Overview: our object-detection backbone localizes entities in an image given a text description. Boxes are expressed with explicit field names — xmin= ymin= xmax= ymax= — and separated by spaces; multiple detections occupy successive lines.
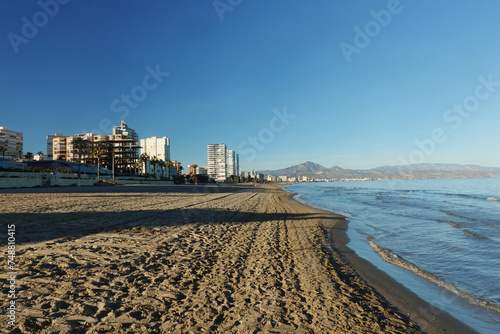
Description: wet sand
xmin=0 ymin=184 xmax=475 ymax=333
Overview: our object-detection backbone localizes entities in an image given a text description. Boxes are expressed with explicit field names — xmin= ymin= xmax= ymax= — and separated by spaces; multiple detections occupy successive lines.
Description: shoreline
xmin=279 ymin=187 xmax=477 ymax=334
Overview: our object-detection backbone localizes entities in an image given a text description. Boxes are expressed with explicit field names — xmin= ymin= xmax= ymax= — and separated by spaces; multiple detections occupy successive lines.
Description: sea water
xmin=288 ymin=178 xmax=500 ymax=333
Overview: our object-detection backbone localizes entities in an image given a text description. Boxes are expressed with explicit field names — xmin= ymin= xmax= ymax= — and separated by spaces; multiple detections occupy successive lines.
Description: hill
xmin=259 ymin=162 xmax=500 ymax=180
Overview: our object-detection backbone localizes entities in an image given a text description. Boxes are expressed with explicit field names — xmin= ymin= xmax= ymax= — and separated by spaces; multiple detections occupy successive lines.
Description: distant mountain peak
xmin=258 ymin=162 xmax=500 ymax=180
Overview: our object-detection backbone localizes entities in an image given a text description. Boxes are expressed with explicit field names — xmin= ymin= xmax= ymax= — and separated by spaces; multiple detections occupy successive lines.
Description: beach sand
xmin=0 ymin=184 xmax=474 ymax=333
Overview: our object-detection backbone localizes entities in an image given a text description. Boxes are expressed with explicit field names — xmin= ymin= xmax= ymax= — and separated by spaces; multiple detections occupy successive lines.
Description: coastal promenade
xmin=0 ymin=184 xmax=472 ymax=333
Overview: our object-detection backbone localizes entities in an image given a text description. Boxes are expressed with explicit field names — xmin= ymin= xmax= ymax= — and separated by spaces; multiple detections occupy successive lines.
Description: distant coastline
xmin=260 ymin=161 xmax=500 ymax=182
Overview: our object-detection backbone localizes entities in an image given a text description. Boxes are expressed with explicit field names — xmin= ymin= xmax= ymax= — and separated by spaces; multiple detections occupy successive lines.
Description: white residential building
xmin=267 ymin=175 xmax=277 ymax=182
xmin=0 ymin=127 xmax=23 ymax=159
xmin=34 ymin=153 xmax=48 ymax=161
xmin=207 ymin=144 xmax=240 ymax=181
xmin=227 ymin=149 xmax=239 ymax=177
xmin=140 ymin=136 xmax=170 ymax=161
xmin=207 ymin=143 xmax=227 ymax=181
xmin=140 ymin=136 xmax=170 ymax=178
xmin=113 ymin=120 xmax=139 ymax=143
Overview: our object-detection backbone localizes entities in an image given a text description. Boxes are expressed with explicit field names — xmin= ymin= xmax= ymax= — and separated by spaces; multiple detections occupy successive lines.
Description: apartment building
xmin=113 ymin=120 xmax=139 ymax=143
xmin=51 ymin=124 xmax=140 ymax=175
xmin=46 ymin=133 xmax=65 ymax=159
xmin=53 ymin=133 xmax=94 ymax=162
xmin=207 ymin=143 xmax=228 ymax=181
xmin=171 ymin=160 xmax=182 ymax=175
xmin=207 ymin=144 xmax=240 ymax=181
xmin=140 ymin=136 xmax=170 ymax=161
xmin=227 ymin=150 xmax=239 ymax=177
xmin=0 ymin=127 xmax=23 ymax=159
xmin=267 ymin=175 xmax=277 ymax=182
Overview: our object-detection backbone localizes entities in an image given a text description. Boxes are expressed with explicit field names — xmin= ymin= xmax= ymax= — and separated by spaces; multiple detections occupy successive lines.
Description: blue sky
xmin=1 ymin=0 xmax=500 ymax=171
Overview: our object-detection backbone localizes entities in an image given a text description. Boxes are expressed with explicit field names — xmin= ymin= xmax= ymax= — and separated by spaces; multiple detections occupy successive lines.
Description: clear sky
xmin=1 ymin=0 xmax=500 ymax=171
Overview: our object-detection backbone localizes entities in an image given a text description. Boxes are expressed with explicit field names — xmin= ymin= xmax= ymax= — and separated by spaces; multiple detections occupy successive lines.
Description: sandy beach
xmin=0 ymin=184 xmax=474 ymax=333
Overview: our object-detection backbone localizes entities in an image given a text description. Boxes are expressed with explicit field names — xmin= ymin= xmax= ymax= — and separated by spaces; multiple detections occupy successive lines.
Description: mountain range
xmin=259 ymin=161 xmax=500 ymax=180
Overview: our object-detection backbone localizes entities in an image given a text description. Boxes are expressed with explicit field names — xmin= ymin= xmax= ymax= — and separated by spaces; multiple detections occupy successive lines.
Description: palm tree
xmin=122 ymin=155 xmax=132 ymax=175
xmin=158 ymin=159 xmax=165 ymax=179
xmin=133 ymin=161 xmax=143 ymax=176
xmin=92 ymin=145 xmax=105 ymax=180
xmin=25 ymin=152 xmax=34 ymax=161
xmin=191 ymin=164 xmax=198 ymax=175
xmin=37 ymin=151 xmax=44 ymax=157
xmin=139 ymin=153 xmax=150 ymax=177
xmin=0 ymin=145 xmax=6 ymax=158
xmin=150 ymin=156 xmax=159 ymax=177
xmin=72 ymin=137 xmax=88 ymax=179
xmin=165 ymin=160 xmax=173 ymax=179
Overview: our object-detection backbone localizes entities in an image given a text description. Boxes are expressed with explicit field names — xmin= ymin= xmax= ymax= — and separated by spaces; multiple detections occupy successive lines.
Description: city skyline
xmin=2 ymin=1 xmax=500 ymax=171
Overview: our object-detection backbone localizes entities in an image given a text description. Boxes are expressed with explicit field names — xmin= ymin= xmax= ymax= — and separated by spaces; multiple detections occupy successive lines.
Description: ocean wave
xmin=292 ymin=194 xmax=353 ymax=218
xmin=463 ymin=229 xmax=488 ymax=240
xmin=441 ymin=192 xmax=486 ymax=201
xmin=369 ymin=240 xmax=500 ymax=315
xmin=436 ymin=219 xmax=462 ymax=229
xmin=487 ymin=222 xmax=500 ymax=229
xmin=439 ymin=209 xmax=476 ymax=221
xmin=487 ymin=197 xmax=500 ymax=201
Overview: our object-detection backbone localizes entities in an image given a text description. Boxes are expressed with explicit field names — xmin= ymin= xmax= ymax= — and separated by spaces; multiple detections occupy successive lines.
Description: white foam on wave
xmin=292 ymin=194 xmax=353 ymax=218
xmin=369 ymin=240 xmax=500 ymax=315
xmin=487 ymin=197 xmax=500 ymax=201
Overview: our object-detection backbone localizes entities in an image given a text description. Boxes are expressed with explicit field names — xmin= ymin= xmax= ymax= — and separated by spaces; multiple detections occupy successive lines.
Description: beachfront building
xmin=53 ymin=134 xmax=93 ymax=162
xmin=0 ymin=127 xmax=23 ymax=159
xmin=140 ymin=136 xmax=170 ymax=162
xmin=171 ymin=160 xmax=182 ymax=175
xmin=113 ymin=120 xmax=139 ymax=144
xmin=207 ymin=143 xmax=228 ymax=181
xmin=140 ymin=136 xmax=171 ymax=178
xmin=279 ymin=176 xmax=288 ymax=182
xmin=251 ymin=169 xmax=257 ymax=179
xmin=267 ymin=175 xmax=277 ymax=182
xmin=227 ymin=150 xmax=235 ymax=177
xmin=187 ymin=165 xmax=206 ymax=175
xmin=52 ymin=136 xmax=69 ymax=161
xmin=34 ymin=153 xmax=48 ymax=161
xmin=46 ymin=133 xmax=65 ymax=160
xmin=51 ymin=128 xmax=140 ymax=175
xmin=207 ymin=144 xmax=240 ymax=182
xmin=227 ymin=150 xmax=239 ymax=177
